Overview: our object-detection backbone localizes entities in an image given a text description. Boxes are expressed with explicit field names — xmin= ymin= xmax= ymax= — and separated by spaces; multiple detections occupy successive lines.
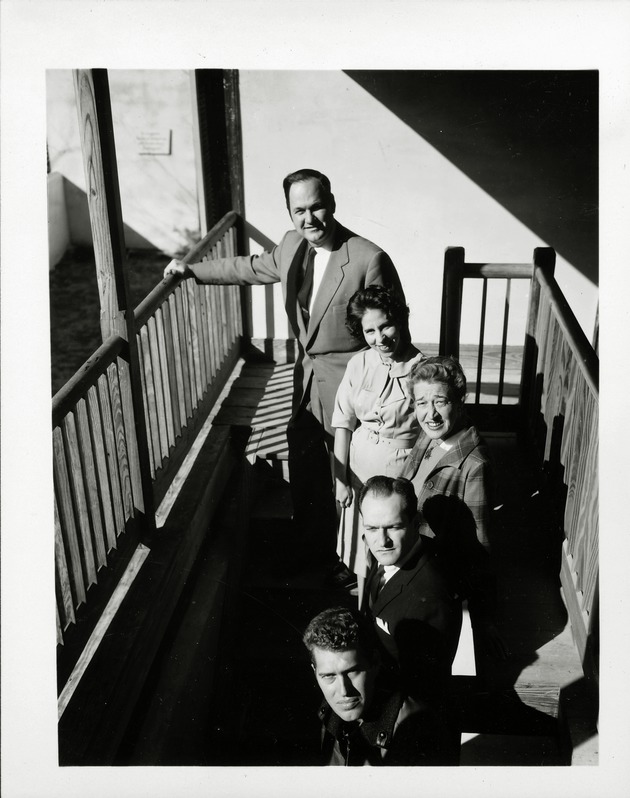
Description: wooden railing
xmin=524 ymin=264 xmax=599 ymax=682
xmin=53 ymin=211 xmax=245 ymax=659
xmin=440 ymin=247 xmax=557 ymax=426
xmin=134 ymin=212 xmax=244 ymax=506
xmin=440 ymin=246 xmax=599 ymax=681
xmin=53 ymin=335 xmax=142 ymax=647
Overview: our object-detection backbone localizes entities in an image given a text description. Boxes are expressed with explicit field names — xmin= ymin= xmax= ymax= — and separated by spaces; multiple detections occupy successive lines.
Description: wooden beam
xmin=73 ymin=69 xmax=155 ymax=531
xmin=440 ymin=246 xmax=464 ymax=359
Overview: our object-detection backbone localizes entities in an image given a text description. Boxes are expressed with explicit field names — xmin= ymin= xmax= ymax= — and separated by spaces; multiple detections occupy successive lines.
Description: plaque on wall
xmin=136 ymin=129 xmax=172 ymax=155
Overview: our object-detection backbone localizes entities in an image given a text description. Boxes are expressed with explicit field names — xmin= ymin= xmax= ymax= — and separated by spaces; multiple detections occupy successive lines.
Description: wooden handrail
xmin=535 ymin=266 xmax=599 ymax=398
xmin=134 ymin=210 xmax=240 ymax=328
xmin=52 ymin=335 xmax=126 ymax=426
xmin=462 ymin=263 xmax=534 ymax=279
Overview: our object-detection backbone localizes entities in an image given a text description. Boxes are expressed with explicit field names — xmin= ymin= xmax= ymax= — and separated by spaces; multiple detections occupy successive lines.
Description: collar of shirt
xmin=379 ymin=536 xmax=424 ymax=582
xmin=436 ymin=425 xmax=468 ymax=453
xmin=366 ymin=345 xmax=424 ymax=378
xmin=309 ymin=246 xmax=332 ymax=306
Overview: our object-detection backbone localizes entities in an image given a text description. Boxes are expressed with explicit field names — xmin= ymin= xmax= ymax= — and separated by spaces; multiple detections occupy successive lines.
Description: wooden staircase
xmin=114 ymin=356 xmax=597 ymax=765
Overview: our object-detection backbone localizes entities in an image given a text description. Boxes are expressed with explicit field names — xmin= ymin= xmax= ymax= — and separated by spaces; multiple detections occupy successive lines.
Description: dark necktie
xmin=297 ymin=247 xmax=315 ymax=323
xmin=370 ymin=565 xmax=386 ymax=607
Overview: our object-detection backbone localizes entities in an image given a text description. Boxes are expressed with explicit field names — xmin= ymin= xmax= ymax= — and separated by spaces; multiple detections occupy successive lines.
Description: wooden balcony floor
xmin=117 ymin=357 xmax=598 ymax=767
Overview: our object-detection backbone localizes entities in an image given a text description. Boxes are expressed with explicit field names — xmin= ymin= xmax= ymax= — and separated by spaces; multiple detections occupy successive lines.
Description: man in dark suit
xmin=359 ymin=475 xmax=463 ymax=705
xmin=303 ymin=606 xmax=449 ymax=765
xmin=165 ymin=169 xmax=404 ymax=584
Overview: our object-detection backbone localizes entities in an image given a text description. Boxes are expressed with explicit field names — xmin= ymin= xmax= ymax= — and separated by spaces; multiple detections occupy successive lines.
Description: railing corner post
xmin=440 ymin=246 xmax=465 ymax=359
xmin=534 ymin=247 xmax=556 ymax=279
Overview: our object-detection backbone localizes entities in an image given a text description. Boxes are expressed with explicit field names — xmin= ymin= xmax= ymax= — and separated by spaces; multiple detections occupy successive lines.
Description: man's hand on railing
xmin=164 ymin=258 xmax=192 ymax=279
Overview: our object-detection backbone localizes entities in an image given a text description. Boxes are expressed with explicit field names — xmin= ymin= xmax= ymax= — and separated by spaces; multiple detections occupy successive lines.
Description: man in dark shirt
xmin=303 ymin=606 xmax=448 ymax=765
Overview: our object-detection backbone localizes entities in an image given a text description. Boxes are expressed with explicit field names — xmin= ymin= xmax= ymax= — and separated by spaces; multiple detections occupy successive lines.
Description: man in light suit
xmin=164 ymin=169 xmax=404 ymax=584
xmin=359 ymin=475 xmax=462 ymax=705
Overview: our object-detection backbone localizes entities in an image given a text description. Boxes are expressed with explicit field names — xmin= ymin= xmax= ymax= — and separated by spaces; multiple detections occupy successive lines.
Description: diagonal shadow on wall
xmin=345 ymin=70 xmax=598 ymax=285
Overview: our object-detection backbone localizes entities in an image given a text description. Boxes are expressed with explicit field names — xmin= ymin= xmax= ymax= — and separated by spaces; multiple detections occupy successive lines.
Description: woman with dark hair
xmin=331 ymin=286 xmax=423 ymax=588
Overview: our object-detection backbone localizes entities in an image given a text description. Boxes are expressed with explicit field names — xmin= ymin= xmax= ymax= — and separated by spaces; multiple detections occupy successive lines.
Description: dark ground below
xmin=50 ymin=246 xmax=167 ymax=395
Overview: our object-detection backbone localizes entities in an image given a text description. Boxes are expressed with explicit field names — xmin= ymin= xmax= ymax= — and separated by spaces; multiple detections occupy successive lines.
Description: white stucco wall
xmin=47 ymin=172 xmax=69 ymax=269
xmin=46 ymin=68 xmax=598 ymax=344
xmin=238 ymin=70 xmax=598 ymax=345
xmin=46 ymin=70 xmax=200 ymax=256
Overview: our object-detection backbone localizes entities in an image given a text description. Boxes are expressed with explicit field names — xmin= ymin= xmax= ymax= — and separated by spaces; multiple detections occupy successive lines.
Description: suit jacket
xmin=400 ymin=425 xmax=493 ymax=549
xmin=188 ymin=222 xmax=403 ymax=433
xmin=400 ymin=424 xmax=497 ymax=626
xmin=363 ymin=539 xmax=462 ymax=703
xmin=318 ymin=686 xmax=450 ymax=766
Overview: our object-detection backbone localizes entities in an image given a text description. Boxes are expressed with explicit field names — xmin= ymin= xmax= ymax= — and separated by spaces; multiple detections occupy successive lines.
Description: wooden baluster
xmin=53 ymin=426 xmax=87 ymax=606
xmin=55 ymin=494 xmax=76 ymax=629
xmin=147 ymin=315 xmax=169 ymax=462
xmin=173 ymin=287 xmax=193 ymax=422
xmin=498 ymin=278 xmax=512 ymax=405
xmin=75 ymin=398 xmax=107 ymax=569
xmin=97 ymin=373 xmax=125 ymax=537
xmin=62 ymin=413 xmax=97 ymax=587
xmin=154 ymin=308 xmax=175 ymax=450
xmin=475 ymin=278 xmax=487 ymax=404
xmin=107 ymin=362 xmax=135 ymax=523
xmin=139 ymin=325 xmax=160 ymax=472
xmin=185 ymin=279 xmax=203 ymax=404
xmin=86 ymin=386 xmax=117 ymax=550
xmin=161 ymin=298 xmax=182 ymax=441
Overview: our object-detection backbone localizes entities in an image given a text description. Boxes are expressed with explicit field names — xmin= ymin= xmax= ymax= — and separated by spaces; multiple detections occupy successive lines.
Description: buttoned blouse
xmin=331 ymin=346 xmax=423 ymax=446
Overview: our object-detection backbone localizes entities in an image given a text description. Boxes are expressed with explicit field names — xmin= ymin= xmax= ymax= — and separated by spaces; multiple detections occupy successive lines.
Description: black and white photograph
xmin=2 ymin=1 xmax=628 ymax=796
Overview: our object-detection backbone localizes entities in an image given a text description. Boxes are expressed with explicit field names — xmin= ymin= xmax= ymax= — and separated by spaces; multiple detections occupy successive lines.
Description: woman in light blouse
xmin=331 ymin=286 xmax=423 ymax=588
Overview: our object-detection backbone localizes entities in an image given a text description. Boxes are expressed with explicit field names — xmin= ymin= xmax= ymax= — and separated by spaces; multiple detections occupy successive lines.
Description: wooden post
xmin=73 ymin=69 xmax=155 ymax=534
xmin=192 ymin=68 xmax=252 ymax=342
xmin=440 ymin=247 xmax=465 ymax=359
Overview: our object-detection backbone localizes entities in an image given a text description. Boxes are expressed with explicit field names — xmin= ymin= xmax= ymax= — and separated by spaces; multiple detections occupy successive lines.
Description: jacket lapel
xmin=371 ymin=545 xmax=429 ymax=615
xmin=403 ymin=424 xmax=480 ymax=478
xmin=286 ymin=239 xmax=310 ymax=340
xmin=427 ymin=426 xmax=480 ymax=474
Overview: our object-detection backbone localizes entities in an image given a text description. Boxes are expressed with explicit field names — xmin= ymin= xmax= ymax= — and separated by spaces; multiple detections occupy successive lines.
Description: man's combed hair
xmin=282 ymin=168 xmax=333 ymax=209
xmin=345 ymin=285 xmax=411 ymax=347
xmin=406 ymin=355 xmax=467 ymax=403
xmin=303 ymin=607 xmax=378 ymax=663
xmin=358 ymin=475 xmax=418 ymax=521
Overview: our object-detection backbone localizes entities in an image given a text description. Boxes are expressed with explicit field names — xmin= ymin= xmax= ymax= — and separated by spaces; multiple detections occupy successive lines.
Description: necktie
xmin=370 ymin=565 xmax=386 ymax=606
xmin=297 ymin=247 xmax=316 ymax=322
